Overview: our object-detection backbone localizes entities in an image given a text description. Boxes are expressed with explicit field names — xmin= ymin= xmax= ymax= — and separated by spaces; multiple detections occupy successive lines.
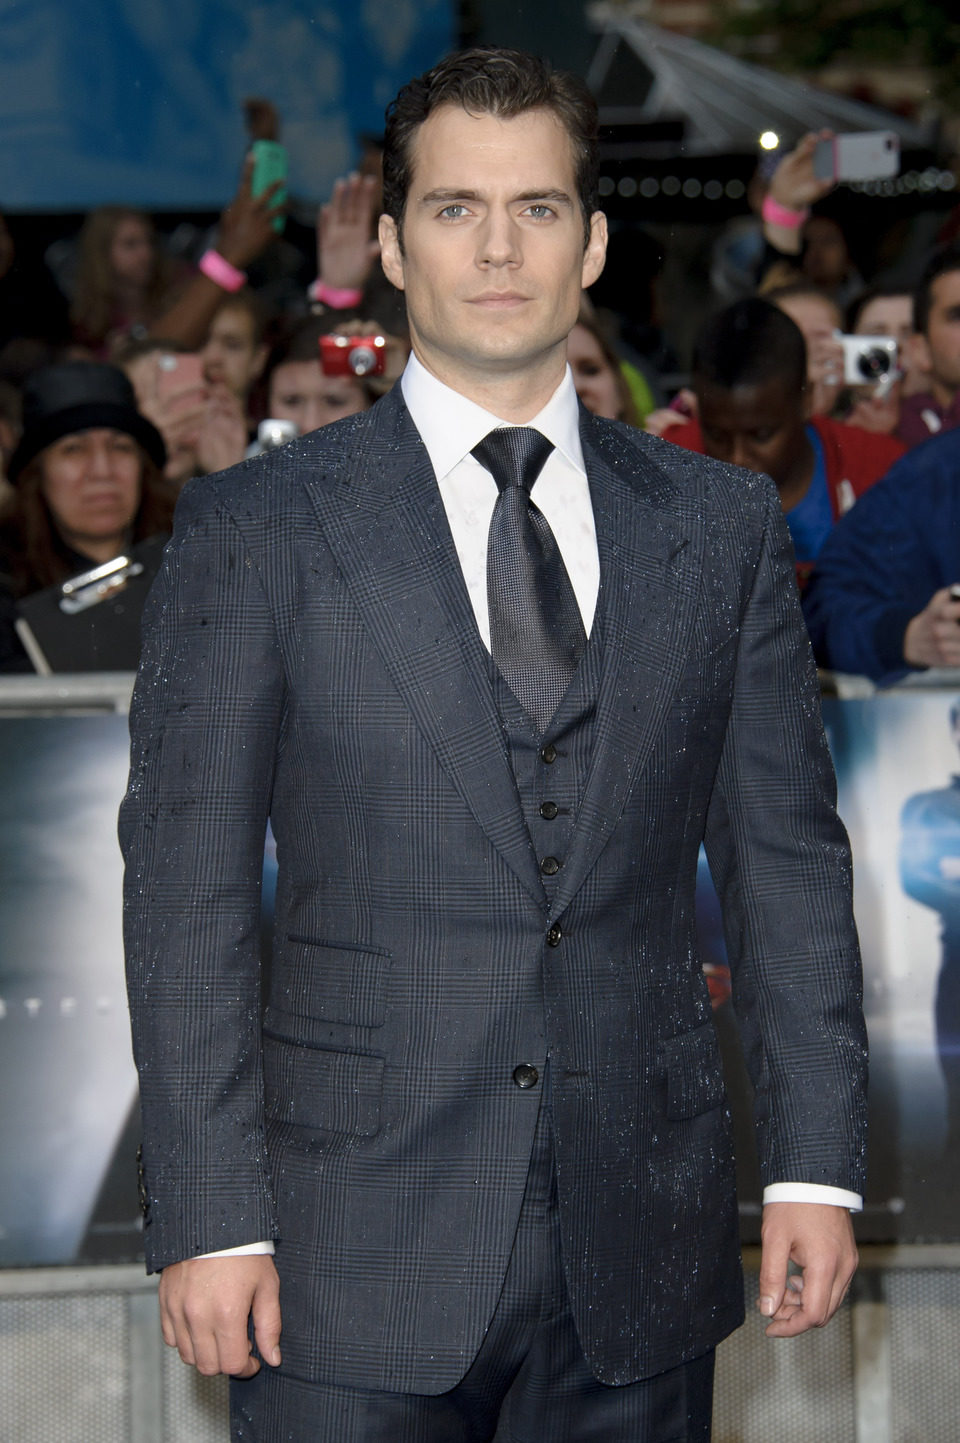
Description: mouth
xmin=468 ymin=292 xmax=530 ymax=309
xmin=80 ymin=490 xmax=125 ymax=507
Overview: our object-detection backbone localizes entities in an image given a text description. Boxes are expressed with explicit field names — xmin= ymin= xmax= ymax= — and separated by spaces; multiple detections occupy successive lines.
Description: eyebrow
xmin=418 ymin=188 xmax=574 ymax=208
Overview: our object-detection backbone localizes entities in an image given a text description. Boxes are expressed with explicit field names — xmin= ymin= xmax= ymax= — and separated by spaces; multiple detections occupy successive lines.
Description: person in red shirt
xmin=663 ymin=297 xmax=904 ymax=588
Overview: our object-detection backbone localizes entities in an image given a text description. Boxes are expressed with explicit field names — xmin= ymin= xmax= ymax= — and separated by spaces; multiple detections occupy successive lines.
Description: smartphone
xmin=58 ymin=555 xmax=144 ymax=615
xmin=813 ymin=131 xmax=900 ymax=183
xmin=250 ymin=138 xmax=288 ymax=233
xmin=155 ymin=351 xmax=205 ymax=400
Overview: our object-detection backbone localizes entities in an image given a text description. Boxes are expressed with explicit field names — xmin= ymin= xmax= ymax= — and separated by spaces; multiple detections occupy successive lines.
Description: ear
xmin=581 ymin=211 xmax=608 ymax=290
xmin=379 ymin=214 xmax=405 ymax=292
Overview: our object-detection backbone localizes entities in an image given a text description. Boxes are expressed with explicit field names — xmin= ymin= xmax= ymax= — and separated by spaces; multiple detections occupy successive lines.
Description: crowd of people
xmin=1 ymin=111 xmax=959 ymax=683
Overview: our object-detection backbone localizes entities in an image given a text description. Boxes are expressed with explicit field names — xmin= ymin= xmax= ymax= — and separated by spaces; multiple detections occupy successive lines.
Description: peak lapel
xmin=552 ymin=418 xmax=704 ymax=915
xmin=298 ymin=392 xmax=546 ymax=910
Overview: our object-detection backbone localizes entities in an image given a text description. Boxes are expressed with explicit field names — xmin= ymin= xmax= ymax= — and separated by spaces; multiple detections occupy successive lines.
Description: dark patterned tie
xmin=473 ymin=427 xmax=586 ymax=733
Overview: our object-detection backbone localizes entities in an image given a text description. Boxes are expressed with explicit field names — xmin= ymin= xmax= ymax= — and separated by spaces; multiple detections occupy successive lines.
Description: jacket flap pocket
xmin=263 ymin=1037 xmax=384 ymax=1136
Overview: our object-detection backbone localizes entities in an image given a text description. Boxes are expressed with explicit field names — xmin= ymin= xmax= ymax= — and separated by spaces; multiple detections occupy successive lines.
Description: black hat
xmin=8 ymin=361 xmax=167 ymax=483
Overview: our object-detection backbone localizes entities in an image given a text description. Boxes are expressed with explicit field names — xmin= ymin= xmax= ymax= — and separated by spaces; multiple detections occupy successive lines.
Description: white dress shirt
xmin=199 ymin=361 xmax=858 ymax=1259
xmin=401 ymin=351 xmax=598 ymax=649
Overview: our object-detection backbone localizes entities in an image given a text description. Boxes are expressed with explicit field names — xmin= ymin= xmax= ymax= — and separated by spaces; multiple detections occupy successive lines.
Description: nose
xmin=477 ymin=209 xmax=521 ymax=269
xmin=87 ymin=438 xmax=115 ymax=478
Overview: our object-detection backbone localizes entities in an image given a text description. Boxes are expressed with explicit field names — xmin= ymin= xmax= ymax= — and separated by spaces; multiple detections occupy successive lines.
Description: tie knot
xmin=472 ymin=427 xmax=554 ymax=496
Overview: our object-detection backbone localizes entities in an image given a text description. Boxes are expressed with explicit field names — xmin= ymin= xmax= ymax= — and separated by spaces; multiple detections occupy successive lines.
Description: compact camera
xmin=319 ymin=333 xmax=387 ymax=378
xmin=836 ymin=333 xmax=898 ymax=385
xmin=256 ymin=418 xmax=299 ymax=450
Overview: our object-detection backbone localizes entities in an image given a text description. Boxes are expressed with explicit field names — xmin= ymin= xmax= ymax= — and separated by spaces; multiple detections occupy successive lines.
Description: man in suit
xmin=121 ymin=48 xmax=867 ymax=1442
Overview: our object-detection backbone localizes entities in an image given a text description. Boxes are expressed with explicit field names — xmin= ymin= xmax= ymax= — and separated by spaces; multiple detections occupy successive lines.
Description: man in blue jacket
xmin=803 ymin=429 xmax=960 ymax=685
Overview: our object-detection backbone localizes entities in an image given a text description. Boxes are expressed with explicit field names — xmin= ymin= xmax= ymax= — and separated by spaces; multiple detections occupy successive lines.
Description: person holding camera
xmin=659 ymin=297 xmax=903 ymax=590
xmin=0 ymin=361 xmax=174 ymax=671
xmin=803 ymin=427 xmax=960 ymax=683
xmin=246 ymin=314 xmax=407 ymax=451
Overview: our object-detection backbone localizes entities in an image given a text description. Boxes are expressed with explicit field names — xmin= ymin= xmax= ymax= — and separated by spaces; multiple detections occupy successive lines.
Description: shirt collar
xmin=400 ymin=351 xmax=585 ymax=482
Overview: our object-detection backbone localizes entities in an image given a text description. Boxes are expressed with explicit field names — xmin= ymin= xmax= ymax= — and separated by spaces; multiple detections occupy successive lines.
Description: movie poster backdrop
xmin=1 ymin=692 xmax=957 ymax=1266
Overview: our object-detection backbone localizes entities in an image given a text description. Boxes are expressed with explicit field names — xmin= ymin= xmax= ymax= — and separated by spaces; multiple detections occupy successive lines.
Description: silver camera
xmin=837 ymin=333 xmax=898 ymax=385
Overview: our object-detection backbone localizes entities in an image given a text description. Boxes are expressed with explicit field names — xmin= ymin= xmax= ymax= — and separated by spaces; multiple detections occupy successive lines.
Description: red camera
xmin=319 ymin=333 xmax=386 ymax=378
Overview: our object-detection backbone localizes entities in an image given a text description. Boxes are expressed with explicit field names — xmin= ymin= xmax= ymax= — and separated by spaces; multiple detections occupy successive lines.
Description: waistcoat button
xmin=539 ymin=801 xmax=559 ymax=820
xmin=540 ymin=856 xmax=560 ymax=876
xmin=541 ymin=744 xmax=558 ymax=764
xmin=546 ymin=924 xmax=562 ymax=947
xmin=512 ymin=1064 xmax=539 ymax=1089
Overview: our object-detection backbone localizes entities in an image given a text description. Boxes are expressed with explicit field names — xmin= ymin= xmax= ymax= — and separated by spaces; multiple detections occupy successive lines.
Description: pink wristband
xmin=308 ymin=279 xmax=364 ymax=308
xmin=761 ymin=195 xmax=810 ymax=229
xmin=199 ymin=248 xmax=246 ymax=292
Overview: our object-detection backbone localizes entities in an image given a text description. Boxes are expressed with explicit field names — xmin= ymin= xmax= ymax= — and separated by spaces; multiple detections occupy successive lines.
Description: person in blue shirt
xmin=803 ymin=428 xmax=960 ymax=684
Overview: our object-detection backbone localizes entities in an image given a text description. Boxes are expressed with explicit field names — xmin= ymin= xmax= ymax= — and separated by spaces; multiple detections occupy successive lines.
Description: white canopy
xmin=587 ymin=6 xmax=930 ymax=155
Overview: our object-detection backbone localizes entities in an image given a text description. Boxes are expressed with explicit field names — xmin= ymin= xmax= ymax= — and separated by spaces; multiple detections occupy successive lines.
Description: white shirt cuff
xmin=763 ymin=1182 xmax=862 ymax=1212
xmin=192 ymin=1240 xmax=276 ymax=1258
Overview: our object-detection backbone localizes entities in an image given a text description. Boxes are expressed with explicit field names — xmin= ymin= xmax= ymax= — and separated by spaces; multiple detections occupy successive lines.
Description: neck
xmin=61 ymin=533 xmax=129 ymax=566
xmin=411 ymin=346 xmax=567 ymax=423
xmin=929 ymin=375 xmax=960 ymax=410
xmin=776 ymin=429 xmax=816 ymax=512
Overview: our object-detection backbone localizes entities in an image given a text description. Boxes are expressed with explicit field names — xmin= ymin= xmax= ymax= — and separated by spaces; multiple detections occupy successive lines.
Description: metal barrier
xmin=3 ymin=1250 xmax=960 ymax=1442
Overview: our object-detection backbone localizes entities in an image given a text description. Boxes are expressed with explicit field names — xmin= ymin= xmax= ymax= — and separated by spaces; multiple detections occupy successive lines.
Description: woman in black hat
xmin=0 ymin=361 xmax=175 ymax=672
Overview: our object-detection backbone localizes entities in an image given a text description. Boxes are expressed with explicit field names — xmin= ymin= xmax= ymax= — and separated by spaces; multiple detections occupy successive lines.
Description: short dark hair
xmin=382 ymin=46 xmax=599 ymax=247
xmin=914 ymin=242 xmax=960 ymax=336
xmin=692 ymin=298 xmax=807 ymax=394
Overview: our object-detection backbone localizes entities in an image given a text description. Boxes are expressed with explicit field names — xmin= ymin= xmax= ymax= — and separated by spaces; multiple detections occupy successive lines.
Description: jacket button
xmin=539 ymin=801 xmax=559 ymax=820
xmin=541 ymin=744 xmax=558 ymax=764
xmin=513 ymin=1063 xmax=539 ymax=1089
xmin=546 ymin=924 xmax=562 ymax=947
xmin=540 ymin=856 xmax=560 ymax=876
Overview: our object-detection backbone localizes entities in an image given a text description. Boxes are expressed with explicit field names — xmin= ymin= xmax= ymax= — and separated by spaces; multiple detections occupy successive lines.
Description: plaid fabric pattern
xmin=121 ymin=389 xmax=867 ymax=1394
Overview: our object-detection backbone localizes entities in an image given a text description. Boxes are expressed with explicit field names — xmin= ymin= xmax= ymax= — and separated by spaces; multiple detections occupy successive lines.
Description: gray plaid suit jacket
xmin=121 ymin=386 xmax=867 ymax=1392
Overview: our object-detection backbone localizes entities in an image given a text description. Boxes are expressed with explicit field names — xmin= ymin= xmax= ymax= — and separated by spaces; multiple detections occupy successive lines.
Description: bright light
xmin=759 ymin=131 xmax=780 ymax=151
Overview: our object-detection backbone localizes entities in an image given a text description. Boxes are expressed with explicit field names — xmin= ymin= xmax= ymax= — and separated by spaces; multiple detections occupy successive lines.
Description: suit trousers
xmin=231 ymin=1071 xmax=715 ymax=1443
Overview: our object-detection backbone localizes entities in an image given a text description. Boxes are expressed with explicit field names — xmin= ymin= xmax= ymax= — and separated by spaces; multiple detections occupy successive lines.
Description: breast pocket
xmin=263 ymin=1034 xmax=384 ymax=1137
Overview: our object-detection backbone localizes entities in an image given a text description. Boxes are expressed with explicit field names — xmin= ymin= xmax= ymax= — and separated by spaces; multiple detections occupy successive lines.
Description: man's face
xmin=202 ymin=306 xmax=267 ymax=402
xmin=916 ymin=269 xmax=960 ymax=402
xmin=696 ymin=375 xmax=809 ymax=493
xmin=379 ymin=105 xmax=606 ymax=398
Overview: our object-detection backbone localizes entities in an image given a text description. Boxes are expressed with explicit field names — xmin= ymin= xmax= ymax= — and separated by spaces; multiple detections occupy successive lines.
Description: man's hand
xmin=317 ymin=173 xmax=380 ymax=292
xmin=903 ymin=588 xmax=960 ymax=670
xmin=758 ymin=1202 xmax=857 ymax=1337
xmin=158 ymin=1254 xmax=281 ymax=1377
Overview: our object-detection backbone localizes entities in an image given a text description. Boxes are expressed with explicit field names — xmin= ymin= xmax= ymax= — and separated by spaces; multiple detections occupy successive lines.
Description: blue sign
xmin=0 ymin=0 xmax=454 ymax=210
